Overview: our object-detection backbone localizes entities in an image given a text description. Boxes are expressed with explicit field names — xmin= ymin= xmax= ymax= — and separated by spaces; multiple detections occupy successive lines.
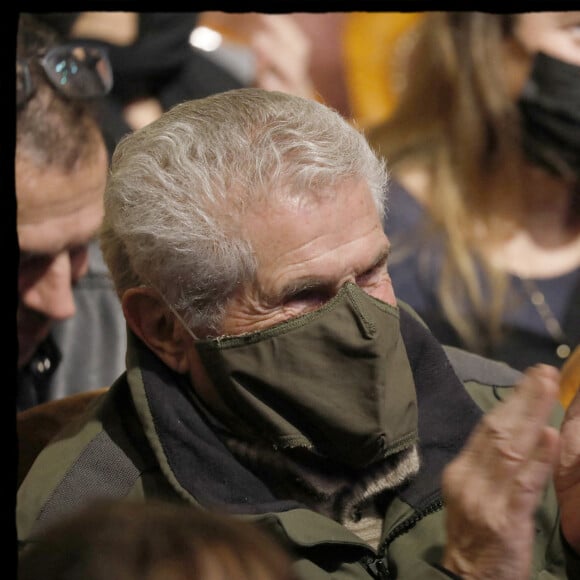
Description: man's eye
xmin=285 ymin=288 xmax=328 ymax=306
xmin=356 ymin=263 xmax=386 ymax=286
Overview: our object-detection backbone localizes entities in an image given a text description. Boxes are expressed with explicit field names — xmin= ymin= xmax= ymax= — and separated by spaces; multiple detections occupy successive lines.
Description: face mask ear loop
xmin=143 ymin=279 xmax=200 ymax=342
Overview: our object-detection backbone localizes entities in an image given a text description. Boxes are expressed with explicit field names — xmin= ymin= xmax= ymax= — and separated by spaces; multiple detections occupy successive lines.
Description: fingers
xmin=441 ymin=365 xmax=561 ymax=579
xmin=459 ymin=365 xmax=559 ymax=489
xmin=250 ymin=15 xmax=315 ymax=99
xmin=508 ymin=426 xmax=559 ymax=514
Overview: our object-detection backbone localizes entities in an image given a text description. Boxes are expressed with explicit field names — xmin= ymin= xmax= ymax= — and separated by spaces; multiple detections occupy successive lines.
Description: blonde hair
xmin=368 ymin=12 xmax=524 ymax=352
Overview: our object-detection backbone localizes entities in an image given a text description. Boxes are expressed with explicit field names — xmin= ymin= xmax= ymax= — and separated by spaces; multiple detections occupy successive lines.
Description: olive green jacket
xmin=17 ymin=307 xmax=579 ymax=579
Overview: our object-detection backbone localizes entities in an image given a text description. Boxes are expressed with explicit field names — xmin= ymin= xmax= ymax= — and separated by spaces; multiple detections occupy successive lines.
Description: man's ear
xmin=122 ymin=288 xmax=192 ymax=374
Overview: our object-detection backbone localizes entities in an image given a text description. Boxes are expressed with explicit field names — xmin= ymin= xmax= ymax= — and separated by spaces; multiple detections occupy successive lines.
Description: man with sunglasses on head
xmin=16 ymin=14 xmax=112 ymax=410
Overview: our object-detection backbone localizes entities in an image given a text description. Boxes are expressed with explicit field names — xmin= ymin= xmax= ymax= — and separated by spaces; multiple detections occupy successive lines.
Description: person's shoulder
xmin=444 ymin=345 xmax=565 ymax=429
xmin=384 ymin=177 xmax=426 ymax=234
xmin=444 ymin=345 xmax=521 ymax=414
xmin=444 ymin=345 xmax=522 ymax=388
xmin=386 ymin=177 xmax=421 ymax=210
xmin=17 ymin=377 xmax=157 ymax=544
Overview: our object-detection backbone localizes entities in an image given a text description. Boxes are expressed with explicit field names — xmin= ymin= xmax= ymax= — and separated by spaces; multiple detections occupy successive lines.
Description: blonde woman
xmin=368 ymin=11 xmax=580 ymax=372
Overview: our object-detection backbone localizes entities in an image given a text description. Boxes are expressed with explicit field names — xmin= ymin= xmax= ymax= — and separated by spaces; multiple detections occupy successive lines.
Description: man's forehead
xmin=243 ymin=179 xmax=387 ymax=293
xmin=18 ymin=203 xmax=102 ymax=257
xmin=16 ymin=157 xmax=105 ymax=255
xmin=16 ymin=152 xmax=106 ymax=222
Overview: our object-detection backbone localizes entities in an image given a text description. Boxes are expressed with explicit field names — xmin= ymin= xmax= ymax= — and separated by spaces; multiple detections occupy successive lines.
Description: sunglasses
xmin=17 ymin=43 xmax=113 ymax=108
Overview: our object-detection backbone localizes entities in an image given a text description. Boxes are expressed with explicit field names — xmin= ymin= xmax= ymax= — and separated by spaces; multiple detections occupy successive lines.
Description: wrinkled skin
xmin=442 ymin=364 xmax=580 ymax=579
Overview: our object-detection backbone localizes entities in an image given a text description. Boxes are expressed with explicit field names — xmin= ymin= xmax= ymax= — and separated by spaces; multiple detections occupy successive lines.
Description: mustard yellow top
xmin=343 ymin=12 xmax=424 ymax=128
xmin=560 ymin=345 xmax=580 ymax=409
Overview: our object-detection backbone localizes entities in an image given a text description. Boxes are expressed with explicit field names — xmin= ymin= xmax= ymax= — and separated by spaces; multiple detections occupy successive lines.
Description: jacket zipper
xmin=364 ymin=498 xmax=444 ymax=579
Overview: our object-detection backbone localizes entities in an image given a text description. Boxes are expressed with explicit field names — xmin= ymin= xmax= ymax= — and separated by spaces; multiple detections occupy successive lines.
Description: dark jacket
xmin=17 ymin=305 xmax=578 ymax=579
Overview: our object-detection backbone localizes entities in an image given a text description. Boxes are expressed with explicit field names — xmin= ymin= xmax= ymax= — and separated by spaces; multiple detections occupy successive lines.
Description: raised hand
xmin=250 ymin=14 xmax=315 ymax=100
xmin=441 ymin=365 xmax=561 ymax=579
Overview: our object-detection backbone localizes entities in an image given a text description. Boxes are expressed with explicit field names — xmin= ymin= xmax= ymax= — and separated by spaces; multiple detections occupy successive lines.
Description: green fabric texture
xmin=16 ymin=301 xmax=575 ymax=579
xmin=196 ymin=283 xmax=418 ymax=468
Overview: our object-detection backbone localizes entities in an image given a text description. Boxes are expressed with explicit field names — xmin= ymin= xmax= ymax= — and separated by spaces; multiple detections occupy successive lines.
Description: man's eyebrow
xmin=363 ymin=244 xmax=391 ymax=272
xmin=275 ymin=276 xmax=332 ymax=302
xmin=271 ymin=243 xmax=392 ymax=303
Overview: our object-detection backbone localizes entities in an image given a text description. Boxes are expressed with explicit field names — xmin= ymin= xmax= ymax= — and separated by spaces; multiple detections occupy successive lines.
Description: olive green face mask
xmin=193 ymin=282 xmax=418 ymax=469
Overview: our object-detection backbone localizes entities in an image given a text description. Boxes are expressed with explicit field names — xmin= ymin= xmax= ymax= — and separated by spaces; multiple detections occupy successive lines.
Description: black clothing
xmin=86 ymin=13 xmax=244 ymax=156
xmin=35 ymin=13 xmax=245 ymax=156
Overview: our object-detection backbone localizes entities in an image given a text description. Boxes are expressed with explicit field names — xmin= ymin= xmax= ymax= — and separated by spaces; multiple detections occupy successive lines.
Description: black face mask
xmin=517 ymin=52 xmax=580 ymax=182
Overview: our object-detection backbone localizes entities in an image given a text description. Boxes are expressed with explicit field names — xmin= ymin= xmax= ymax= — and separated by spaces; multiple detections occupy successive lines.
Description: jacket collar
xmin=127 ymin=307 xmax=483 ymax=514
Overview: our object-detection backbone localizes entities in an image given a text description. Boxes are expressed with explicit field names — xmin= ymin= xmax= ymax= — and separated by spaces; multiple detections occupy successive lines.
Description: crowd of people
xmin=16 ymin=10 xmax=580 ymax=580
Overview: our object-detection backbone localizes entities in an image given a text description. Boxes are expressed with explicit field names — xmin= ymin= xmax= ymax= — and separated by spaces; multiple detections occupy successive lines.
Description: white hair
xmin=100 ymin=88 xmax=388 ymax=334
